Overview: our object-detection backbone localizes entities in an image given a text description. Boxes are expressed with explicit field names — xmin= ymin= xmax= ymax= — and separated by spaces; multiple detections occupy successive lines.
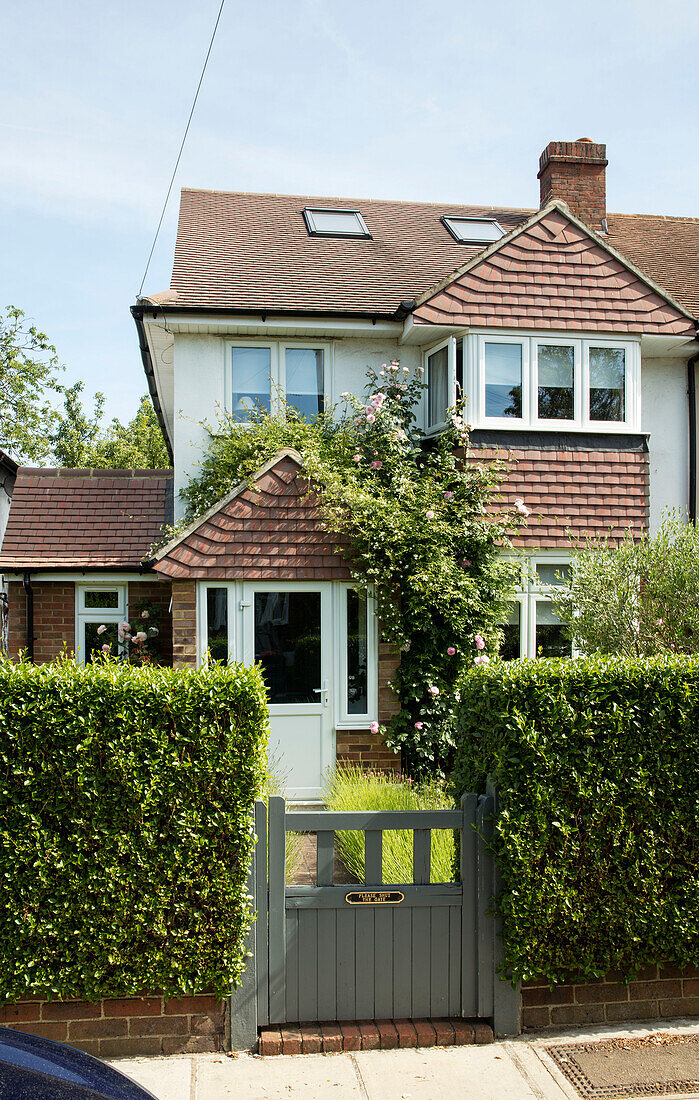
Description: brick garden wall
xmin=522 ymin=964 xmax=699 ymax=1030
xmin=1 ymin=995 xmax=223 ymax=1058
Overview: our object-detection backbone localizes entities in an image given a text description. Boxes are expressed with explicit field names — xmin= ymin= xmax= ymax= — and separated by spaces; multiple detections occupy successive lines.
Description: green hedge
xmin=0 ymin=657 xmax=269 ymax=1001
xmin=453 ymin=656 xmax=699 ymax=984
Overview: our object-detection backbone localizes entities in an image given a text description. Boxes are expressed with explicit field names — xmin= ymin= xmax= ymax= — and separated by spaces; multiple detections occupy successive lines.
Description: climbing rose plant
xmin=180 ymin=361 xmax=522 ymax=774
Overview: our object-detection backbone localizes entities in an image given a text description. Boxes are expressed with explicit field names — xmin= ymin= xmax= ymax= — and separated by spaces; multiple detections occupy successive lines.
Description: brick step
xmin=259 ymin=1018 xmax=493 ymax=1055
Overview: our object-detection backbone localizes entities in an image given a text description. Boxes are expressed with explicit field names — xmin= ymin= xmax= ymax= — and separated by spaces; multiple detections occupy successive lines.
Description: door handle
xmin=313 ymin=680 xmax=329 ymax=707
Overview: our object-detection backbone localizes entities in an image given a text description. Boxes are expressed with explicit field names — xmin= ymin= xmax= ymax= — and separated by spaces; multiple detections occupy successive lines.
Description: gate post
xmin=228 ymin=800 xmax=266 ymax=1051
xmin=484 ymin=780 xmax=521 ymax=1038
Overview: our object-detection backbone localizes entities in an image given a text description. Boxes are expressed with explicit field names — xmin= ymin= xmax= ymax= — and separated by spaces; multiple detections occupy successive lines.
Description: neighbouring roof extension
xmin=144 ymin=188 xmax=699 ymax=320
xmin=0 ymin=468 xmax=173 ymax=571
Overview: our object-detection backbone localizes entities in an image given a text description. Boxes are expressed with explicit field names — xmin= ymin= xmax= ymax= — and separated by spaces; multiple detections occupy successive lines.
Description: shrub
xmin=452 ymin=656 xmax=699 ymax=984
xmin=324 ymin=765 xmax=455 ymax=883
xmin=552 ymin=515 xmax=699 ymax=656
xmin=0 ymin=656 xmax=269 ymax=1001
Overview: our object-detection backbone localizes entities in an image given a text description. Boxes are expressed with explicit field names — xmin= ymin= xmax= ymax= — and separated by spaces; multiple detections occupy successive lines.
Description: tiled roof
xmin=413 ymin=206 xmax=695 ymax=335
xmin=0 ymin=468 xmax=173 ymax=570
xmin=153 ymin=187 xmax=699 ymax=321
xmin=153 ymin=451 xmax=351 ymax=581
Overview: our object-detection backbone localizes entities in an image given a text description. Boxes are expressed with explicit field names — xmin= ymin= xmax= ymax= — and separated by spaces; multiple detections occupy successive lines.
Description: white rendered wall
xmin=642 ymin=357 xmax=688 ymax=533
xmin=172 ymin=333 xmax=420 ymax=519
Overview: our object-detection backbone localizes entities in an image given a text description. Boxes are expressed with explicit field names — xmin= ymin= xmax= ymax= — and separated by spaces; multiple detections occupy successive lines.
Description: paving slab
xmin=108 ymin=1055 xmax=193 ymax=1100
xmin=196 ymin=1051 xmax=363 ymax=1098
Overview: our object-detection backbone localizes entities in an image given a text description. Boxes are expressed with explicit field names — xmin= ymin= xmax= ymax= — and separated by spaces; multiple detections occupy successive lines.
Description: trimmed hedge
xmin=0 ymin=657 xmax=269 ymax=1001
xmin=453 ymin=656 xmax=699 ymax=985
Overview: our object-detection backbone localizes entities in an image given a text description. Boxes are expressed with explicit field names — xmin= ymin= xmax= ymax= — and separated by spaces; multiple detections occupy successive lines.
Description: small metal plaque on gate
xmin=345 ymin=890 xmax=404 ymax=906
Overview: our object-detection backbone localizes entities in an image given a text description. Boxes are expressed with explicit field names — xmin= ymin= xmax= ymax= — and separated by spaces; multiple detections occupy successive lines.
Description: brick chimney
xmin=538 ymin=138 xmax=608 ymax=232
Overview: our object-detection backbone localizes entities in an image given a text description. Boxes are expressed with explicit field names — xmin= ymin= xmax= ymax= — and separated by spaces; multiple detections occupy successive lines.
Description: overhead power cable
xmin=137 ymin=0 xmax=226 ymax=298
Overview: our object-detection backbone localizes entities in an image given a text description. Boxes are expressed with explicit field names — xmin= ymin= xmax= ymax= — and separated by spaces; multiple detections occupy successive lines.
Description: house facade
xmin=2 ymin=138 xmax=698 ymax=798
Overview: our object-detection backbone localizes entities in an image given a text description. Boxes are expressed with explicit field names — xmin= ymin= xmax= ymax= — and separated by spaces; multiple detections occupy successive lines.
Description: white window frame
xmin=423 ymin=336 xmax=457 ymax=435
xmin=224 ymin=339 xmax=332 ymax=423
xmin=467 ymin=332 xmax=640 ymax=433
xmin=502 ymin=552 xmax=574 ymax=659
xmin=75 ymin=584 xmax=127 ymax=665
xmin=197 ymin=581 xmax=379 ymax=731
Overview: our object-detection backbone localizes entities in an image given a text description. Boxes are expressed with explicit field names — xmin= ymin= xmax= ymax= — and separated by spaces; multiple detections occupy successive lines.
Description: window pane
xmin=500 ymin=603 xmax=521 ymax=660
xmin=538 ymin=345 xmax=574 ymax=420
xmin=347 ymin=590 xmax=368 ymax=714
xmin=306 ymin=209 xmax=368 ymax=236
xmin=485 ymin=343 xmax=522 ymax=418
xmin=84 ymin=590 xmax=119 ymax=609
xmin=84 ymin=621 xmax=118 ymax=662
xmin=231 ymin=347 xmax=271 ymax=420
xmin=286 ymin=348 xmax=324 ymax=418
xmin=206 ymin=588 xmax=228 ymax=663
xmin=589 ymin=347 xmax=625 ymax=422
xmin=428 ymin=346 xmax=449 ymax=427
xmin=535 ymin=563 xmax=571 ymax=587
xmin=535 ymin=601 xmax=571 ymax=658
xmin=254 ymin=592 xmax=321 ymax=704
xmin=443 ymin=217 xmax=504 ymax=243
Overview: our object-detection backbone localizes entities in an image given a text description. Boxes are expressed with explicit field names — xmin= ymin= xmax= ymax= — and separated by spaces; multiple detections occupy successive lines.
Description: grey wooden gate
xmin=232 ymin=792 xmax=520 ymax=1043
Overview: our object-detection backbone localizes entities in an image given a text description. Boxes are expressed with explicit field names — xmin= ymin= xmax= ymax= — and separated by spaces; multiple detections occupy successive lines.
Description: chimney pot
xmin=538 ymin=139 xmax=608 ymax=231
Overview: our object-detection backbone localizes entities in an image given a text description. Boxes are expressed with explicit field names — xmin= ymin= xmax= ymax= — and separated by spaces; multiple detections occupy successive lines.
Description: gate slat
xmin=373 ymin=908 xmax=393 ymax=1018
xmin=460 ymin=794 xmax=479 ymax=1017
xmin=335 ymin=908 xmax=356 ymax=1020
xmin=410 ymin=906 xmax=431 ymax=1016
xmin=268 ymin=796 xmax=286 ymax=1024
xmin=285 ymin=909 xmax=299 ymax=1024
xmin=413 ymin=830 xmax=431 ymax=884
xmin=297 ymin=908 xmax=319 ymax=1022
xmin=477 ymin=795 xmax=495 ymax=1018
xmin=354 ymin=909 xmax=375 ymax=1019
xmin=316 ymin=831 xmax=335 ymax=886
xmin=254 ymin=801 xmax=269 ymax=1026
xmin=430 ymin=906 xmax=450 ymax=1018
xmin=364 ymin=830 xmax=383 ymax=884
xmin=392 ymin=906 xmax=412 ymax=1019
xmin=448 ymin=903 xmax=461 ymax=1017
xmin=316 ymin=909 xmax=337 ymax=1020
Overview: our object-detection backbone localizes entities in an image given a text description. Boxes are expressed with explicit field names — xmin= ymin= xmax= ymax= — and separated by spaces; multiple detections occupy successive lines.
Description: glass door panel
xmin=254 ymin=591 xmax=322 ymax=704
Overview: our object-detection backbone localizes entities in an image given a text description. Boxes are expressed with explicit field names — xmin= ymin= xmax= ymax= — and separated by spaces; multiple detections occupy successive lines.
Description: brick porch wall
xmin=7 ymin=581 xmax=75 ymax=661
xmin=522 ymin=964 xmax=699 ymax=1030
xmin=171 ymin=580 xmax=197 ymax=667
xmin=1 ymin=995 xmax=223 ymax=1058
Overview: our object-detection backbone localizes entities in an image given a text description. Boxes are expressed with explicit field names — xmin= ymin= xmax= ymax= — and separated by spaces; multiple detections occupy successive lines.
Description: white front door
xmin=240 ymin=581 xmax=334 ymax=801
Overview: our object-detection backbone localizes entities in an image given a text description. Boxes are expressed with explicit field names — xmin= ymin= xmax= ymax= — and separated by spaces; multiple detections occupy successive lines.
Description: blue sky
xmin=2 ymin=0 xmax=698 ymax=423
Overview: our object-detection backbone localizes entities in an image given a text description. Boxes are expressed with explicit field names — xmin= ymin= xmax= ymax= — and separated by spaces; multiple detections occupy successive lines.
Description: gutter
xmin=689 ymin=351 xmax=699 ymax=524
xmin=22 ymin=572 xmax=34 ymax=662
xmin=130 ymin=304 xmax=174 ymax=464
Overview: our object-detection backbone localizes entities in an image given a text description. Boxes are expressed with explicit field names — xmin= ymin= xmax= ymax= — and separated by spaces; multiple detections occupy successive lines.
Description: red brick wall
xmin=1 ymin=995 xmax=223 ymax=1058
xmin=538 ymin=139 xmax=607 ymax=231
xmin=171 ymin=581 xmax=197 ymax=668
xmin=128 ymin=579 xmax=173 ymax=666
xmin=7 ymin=581 xmax=75 ymax=661
xmin=522 ymin=964 xmax=699 ymax=1030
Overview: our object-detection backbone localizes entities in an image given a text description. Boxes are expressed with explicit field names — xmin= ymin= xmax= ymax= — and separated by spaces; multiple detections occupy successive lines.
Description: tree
xmin=51 ymin=386 xmax=169 ymax=469
xmin=551 ymin=514 xmax=699 ymax=656
xmin=0 ymin=306 xmax=63 ymax=462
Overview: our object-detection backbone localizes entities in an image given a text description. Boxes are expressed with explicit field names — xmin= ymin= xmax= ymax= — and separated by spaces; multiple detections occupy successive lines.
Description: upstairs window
xmin=228 ymin=342 xmax=327 ymax=422
xmin=303 ymin=208 xmax=371 ymax=238
xmin=485 ymin=341 xmax=522 ymax=418
xmin=442 ymin=216 xmax=504 ymax=244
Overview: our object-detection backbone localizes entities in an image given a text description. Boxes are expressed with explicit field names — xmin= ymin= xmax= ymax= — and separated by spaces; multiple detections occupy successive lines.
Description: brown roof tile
xmin=154 ymin=187 xmax=699 ymax=321
xmin=0 ymin=468 xmax=173 ymax=570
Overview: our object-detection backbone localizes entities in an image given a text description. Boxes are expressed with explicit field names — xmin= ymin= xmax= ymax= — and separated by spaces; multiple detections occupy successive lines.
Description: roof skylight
xmin=441 ymin=216 xmax=505 ymax=244
xmin=303 ymin=208 xmax=371 ymax=239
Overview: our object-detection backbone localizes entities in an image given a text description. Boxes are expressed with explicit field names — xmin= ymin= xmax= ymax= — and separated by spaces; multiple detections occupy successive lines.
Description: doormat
xmin=545 ymin=1032 xmax=699 ymax=1098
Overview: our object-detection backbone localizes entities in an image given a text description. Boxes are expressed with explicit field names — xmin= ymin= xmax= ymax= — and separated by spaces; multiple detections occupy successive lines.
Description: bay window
xmin=228 ymin=341 xmax=328 ymax=421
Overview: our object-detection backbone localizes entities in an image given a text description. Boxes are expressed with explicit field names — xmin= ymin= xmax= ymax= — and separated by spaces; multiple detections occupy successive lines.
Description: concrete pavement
xmin=109 ymin=1021 xmax=699 ymax=1099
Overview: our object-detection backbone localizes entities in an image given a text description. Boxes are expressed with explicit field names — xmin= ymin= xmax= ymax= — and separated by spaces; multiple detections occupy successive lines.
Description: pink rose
xmin=101 ymin=643 xmax=111 ymax=653
xmin=353 ymin=453 xmax=362 ymax=462
xmin=367 ymin=413 xmax=376 ymax=423
xmin=370 ymin=721 xmax=380 ymax=734
xmin=370 ymin=460 xmax=383 ymax=469
xmin=474 ymin=654 xmax=490 ymax=666
xmin=426 ymin=510 xmax=435 ymax=520
xmin=461 ymin=559 xmax=471 ymax=568
xmin=444 ymin=491 xmax=454 ymax=501
xmin=119 ymin=621 xmax=130 ymax=632
xmin=447 ymin=647 xmax=456 ymax=656
xmin=414 ymin=721 xmax=423 ymax=730
xmin=429 ymin=685 xmax=439 ymax=696
xmin=141 ymin=610 xmax=149 ymax=619
xmin=475 ymin=634 xmax=485 ymax=650
xmin=96 ymin=624 xmax=107 ymax=635
xmin=514 ymin=498 xmax=530 ymax=516
xmin=657 ymin=618 xmax=663 ymax=625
